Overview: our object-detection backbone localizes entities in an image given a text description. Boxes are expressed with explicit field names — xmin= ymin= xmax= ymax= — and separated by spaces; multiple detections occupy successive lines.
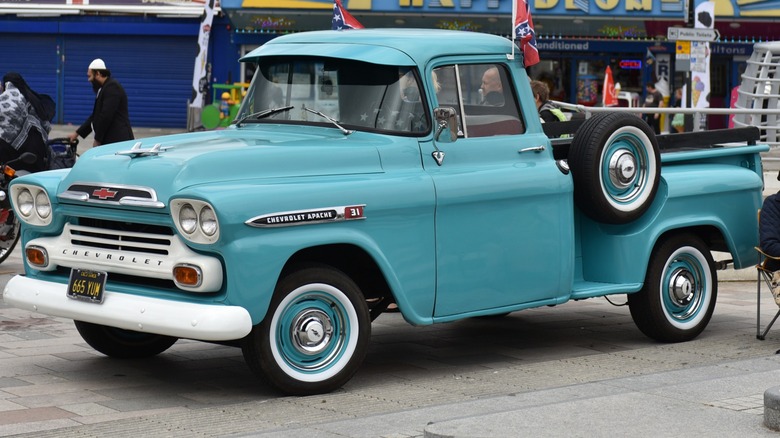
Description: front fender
xmin=220 ymin=225 xmax=436 ymax=326
xmin=189 ymin=173 xmax=437 ymax=326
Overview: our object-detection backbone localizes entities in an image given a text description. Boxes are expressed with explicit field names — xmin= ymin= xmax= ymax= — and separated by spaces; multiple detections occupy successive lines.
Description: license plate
xmin=67 ymin=269 xmax=107 ymax=304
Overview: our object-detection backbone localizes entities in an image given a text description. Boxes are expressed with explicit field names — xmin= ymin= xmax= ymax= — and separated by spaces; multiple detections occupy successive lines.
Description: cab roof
xmin=241 ymin=29 xmax=518 ymax=67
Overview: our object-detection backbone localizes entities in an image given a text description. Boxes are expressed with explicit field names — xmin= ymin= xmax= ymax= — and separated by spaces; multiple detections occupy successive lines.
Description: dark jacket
xmin=77 ymin=77 xmax=134 ymax=145
xmin=760 ymin=192 xmax=780 ymax=270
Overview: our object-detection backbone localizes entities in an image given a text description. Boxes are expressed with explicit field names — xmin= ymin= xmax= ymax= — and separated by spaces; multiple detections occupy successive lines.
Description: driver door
xmin=426 ymin=62 xmax=574 ymax=318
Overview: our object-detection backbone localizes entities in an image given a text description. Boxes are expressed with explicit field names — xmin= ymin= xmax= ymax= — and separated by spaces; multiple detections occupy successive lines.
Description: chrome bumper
xmin=3 ymin=275 xmax=252 ymax=341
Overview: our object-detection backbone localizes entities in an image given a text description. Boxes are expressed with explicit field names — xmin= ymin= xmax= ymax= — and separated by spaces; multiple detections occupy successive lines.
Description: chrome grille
xmin=70 ymin=218 xmax=174 ymax=255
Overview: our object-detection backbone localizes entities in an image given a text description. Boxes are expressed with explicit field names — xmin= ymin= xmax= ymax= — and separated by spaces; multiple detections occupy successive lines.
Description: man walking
xmin=642 ymin=82 xmax=663 ymax=135
xmin=68 ymin=58 xmax=133 ymax=147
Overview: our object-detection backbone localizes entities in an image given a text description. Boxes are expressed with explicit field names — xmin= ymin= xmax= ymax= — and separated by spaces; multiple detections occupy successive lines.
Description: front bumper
xmin=3 ymin=275 xmax=252 ymax=341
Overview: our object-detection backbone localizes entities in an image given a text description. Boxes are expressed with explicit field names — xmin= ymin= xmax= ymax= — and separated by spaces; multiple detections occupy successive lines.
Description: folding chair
xmin=756 ymin=246 xmax=780 ymax=340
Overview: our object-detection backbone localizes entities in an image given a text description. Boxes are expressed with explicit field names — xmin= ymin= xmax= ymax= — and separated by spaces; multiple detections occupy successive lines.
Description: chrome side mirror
xmin=433 ymin=107 xmax=458 ymax=143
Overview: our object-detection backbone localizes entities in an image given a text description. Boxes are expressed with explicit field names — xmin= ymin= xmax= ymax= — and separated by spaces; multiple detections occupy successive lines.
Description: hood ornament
xmin=116 ymin=142 xmax=170 ymax=158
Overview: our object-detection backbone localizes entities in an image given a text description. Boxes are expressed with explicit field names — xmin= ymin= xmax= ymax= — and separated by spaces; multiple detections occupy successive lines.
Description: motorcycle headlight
xmin=171 ymin=199 xmax=219 ymax=244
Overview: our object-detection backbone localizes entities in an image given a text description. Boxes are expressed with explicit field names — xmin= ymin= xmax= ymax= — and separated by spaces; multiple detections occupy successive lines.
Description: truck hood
xmin=57 ymin=126 xmax=397 ymax=204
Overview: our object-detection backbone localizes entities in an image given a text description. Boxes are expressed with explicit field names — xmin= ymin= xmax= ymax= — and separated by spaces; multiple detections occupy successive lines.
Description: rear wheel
xmin=242 ymin=265 xmax=371 ymax=395
xmin=628 ymin=234 xmax=717 ymax=342
xmin=74 ymin=321 xmax=178 ymax=358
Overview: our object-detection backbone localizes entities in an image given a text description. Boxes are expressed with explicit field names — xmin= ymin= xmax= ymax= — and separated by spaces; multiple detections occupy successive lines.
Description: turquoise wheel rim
xmin=660 ymin=247 xmax=710 ymax=328
xmin=599 ymin=128 xmax=655 ymax=211
xmin=270 ymin=283 xmax=358 ymax=382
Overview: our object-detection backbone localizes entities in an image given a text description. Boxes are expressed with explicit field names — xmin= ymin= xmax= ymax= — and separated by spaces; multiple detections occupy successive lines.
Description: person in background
xmin=642 ymin=82 xmax=663 ymax=134
xmin=530 ymin=80 xmax=566 ymax=123
xmin=0 ymin=73 xmax=54 ymax=172
xmin=759 ymin=176 xmax=780 ymax=304
xmin=480 ymin=67 xmax=504 ymax=106
xmin=671 ymin=87 xmax=685 ymax=133
xmin=68 ymin=58 xmax=133 ymax=147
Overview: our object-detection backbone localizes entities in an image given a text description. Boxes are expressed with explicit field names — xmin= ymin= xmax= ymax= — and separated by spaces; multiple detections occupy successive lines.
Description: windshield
xmin=236 ymin=56 xmax=430 ymax=135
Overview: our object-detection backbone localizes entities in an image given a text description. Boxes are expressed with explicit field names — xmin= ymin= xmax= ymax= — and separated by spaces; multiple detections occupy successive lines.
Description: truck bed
xmin=550 ymin=125 xmax=760 ymax=161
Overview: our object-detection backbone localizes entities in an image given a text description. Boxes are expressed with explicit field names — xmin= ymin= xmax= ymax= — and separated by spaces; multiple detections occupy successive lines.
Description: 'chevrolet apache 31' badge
xmin=246 ymin=205 xmax=366 ymax=228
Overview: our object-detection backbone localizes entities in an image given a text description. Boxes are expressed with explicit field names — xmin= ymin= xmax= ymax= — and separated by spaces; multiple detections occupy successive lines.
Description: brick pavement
xmin=1 ymin=240 xmax=780 ymax=437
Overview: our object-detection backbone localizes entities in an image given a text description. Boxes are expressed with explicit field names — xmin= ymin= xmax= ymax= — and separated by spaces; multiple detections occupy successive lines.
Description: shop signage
xmin=667 ymin=27 xmax=720 ymax=42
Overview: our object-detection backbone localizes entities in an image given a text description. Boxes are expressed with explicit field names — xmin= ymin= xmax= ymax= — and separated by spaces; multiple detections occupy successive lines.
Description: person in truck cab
xmin=480 ymin=67 xmax=504 ymax=106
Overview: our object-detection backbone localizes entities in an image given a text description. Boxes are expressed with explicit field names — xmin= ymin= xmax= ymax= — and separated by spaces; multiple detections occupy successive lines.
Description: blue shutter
xmin=0 ymin=34 xmax=61 ymax=121
xmin=63 ymin=35 xmax=194 ymax=129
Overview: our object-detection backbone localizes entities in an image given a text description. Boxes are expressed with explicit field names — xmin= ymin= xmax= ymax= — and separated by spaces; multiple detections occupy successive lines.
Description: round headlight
xmin=17 ymin=189 xmax=34 ymax=218
xmin=179 ymin=204 xmax=198 ymax=234
xmin=199 ymin=206 xmax=218 ymax=237
xmin=35 ymin=191 xmax=51 ymax=219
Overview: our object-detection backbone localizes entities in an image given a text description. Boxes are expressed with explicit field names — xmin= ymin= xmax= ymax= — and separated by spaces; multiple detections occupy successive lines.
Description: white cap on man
xmin=88 ymin=58 xmax=107 ymax=71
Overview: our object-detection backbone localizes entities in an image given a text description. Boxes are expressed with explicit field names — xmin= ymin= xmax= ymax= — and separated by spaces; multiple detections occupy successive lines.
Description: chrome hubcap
xmin=669 ymin=268 xmax=694 ymax=305
xmin=609 ymin=149 xmax=637 ymax=189
xmin=292 ymin=310 xmax=333 ymax=355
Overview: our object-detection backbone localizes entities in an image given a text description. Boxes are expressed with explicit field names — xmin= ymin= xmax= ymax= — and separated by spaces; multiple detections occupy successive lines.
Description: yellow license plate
xmin=67 ymin=269 xmax=107 ymax=304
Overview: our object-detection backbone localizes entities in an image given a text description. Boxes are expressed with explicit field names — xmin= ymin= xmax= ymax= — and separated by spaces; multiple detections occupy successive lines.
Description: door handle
xmin=519 ymin=145 xmax=545 ymax=153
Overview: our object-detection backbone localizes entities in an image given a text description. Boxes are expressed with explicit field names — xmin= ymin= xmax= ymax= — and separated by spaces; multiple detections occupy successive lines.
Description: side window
xmin=433 ymin=63 xmax=525 ymax=138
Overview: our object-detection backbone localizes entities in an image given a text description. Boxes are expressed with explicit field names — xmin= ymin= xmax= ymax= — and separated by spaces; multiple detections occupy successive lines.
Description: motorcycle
xmin=0 ymin=139 xmax=78 ymax=264
xmin=47 ymin=137 xmax=78 ymax=169
xmin=0 ymin=152 xmax=38 ymax=264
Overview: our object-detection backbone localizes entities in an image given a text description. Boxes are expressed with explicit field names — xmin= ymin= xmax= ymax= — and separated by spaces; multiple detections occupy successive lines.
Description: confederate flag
xmin=333 ymin=0 xmax=364 ymax=30
xmin=514 ymin=0 xmax=540 ymax=67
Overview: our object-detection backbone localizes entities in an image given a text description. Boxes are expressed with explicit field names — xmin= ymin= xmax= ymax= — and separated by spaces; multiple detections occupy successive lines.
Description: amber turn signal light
xmin=173 ymin=265 xmax=202 ymax=288
xmin=25 ymin=246 xmax=47 ymax=267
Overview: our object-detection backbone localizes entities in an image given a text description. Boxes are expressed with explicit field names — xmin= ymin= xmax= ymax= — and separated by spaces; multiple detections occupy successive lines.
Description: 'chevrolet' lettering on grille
xmin=63 ymin=248 xmax=165 ymax=266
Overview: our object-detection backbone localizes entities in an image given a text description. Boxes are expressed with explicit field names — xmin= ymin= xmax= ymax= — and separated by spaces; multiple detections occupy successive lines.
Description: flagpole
xmin=509 ymin=0 xmax=516 ymax=60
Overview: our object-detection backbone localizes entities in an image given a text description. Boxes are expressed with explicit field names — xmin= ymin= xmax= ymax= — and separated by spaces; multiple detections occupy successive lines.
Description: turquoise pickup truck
xmin=3 ymin=29 xmax=768 ymax=395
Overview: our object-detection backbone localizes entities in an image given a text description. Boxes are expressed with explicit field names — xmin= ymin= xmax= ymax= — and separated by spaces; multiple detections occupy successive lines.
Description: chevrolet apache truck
xmin=3 ymin=29 xmax=769 ymax=395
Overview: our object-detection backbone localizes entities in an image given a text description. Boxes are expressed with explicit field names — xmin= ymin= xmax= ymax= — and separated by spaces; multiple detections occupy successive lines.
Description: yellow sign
xmin=676 ymin=40 xmax=691 ymax=55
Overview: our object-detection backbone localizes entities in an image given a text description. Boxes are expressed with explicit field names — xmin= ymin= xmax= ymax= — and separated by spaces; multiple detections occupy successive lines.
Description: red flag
xmin=333 ymin=0 xmax=364 ymax=30
xmin=513 ymin=0 xmax=539 ymax=67
xmin=602 ymin=66 xmax=618 ymax=107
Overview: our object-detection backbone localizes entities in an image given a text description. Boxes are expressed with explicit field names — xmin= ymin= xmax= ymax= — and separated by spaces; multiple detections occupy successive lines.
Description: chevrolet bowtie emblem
xmin=92 ymin=187 xmax=118 ymax=200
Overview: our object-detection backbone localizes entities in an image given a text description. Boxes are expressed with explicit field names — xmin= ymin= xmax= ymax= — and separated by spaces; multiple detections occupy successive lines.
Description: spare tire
xmin=569 ymin=112 xmax=660 ymax=224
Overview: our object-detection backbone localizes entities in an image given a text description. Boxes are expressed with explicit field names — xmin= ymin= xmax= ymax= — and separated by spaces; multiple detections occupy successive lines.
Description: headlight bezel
xmin=11 ymin=184 xmax=52 ymax=226
xmin=171 ymin=199 xmax=220 ymax=244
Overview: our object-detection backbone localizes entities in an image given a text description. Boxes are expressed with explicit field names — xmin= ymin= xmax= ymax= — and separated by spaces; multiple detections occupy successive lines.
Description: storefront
xmin=0 ymin=0 xmax=775 ymax=129
xmin=0 ymin=2 xmax=235 ymax=128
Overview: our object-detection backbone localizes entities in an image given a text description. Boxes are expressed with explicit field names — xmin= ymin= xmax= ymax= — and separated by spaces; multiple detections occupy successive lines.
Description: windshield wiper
xmin=233 ymin=105 xmax=294 ymax=127
xmin=302 ymin=105 xmax=354 ymax=135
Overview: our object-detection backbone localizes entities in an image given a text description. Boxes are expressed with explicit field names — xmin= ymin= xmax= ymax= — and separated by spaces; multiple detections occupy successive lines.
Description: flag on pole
xmin=645 ymin=48 xmax=656 ymax=66
xmin=189 ymin=0 xmax=216 ymax=109
xmin=333 ymin=0 xmax=364 ymax=30
xmin=602 ymin=66 xmax=618 ymax=107
xmin=513 ymin=0 xmax=540 ymax=67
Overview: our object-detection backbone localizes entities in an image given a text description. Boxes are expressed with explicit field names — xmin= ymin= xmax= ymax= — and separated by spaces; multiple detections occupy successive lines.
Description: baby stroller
xmin=47 ymin=137 xmax=78 ymax=169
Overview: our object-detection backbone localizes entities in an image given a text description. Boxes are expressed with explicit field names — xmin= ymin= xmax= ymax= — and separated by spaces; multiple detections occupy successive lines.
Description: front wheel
xmin=242 ymin=265 xmax=371 ymax=395
xmin=74 ymin=321 xmax=178 ymax=358
xmin=628 ymin=234 xmax=717 ymax=342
